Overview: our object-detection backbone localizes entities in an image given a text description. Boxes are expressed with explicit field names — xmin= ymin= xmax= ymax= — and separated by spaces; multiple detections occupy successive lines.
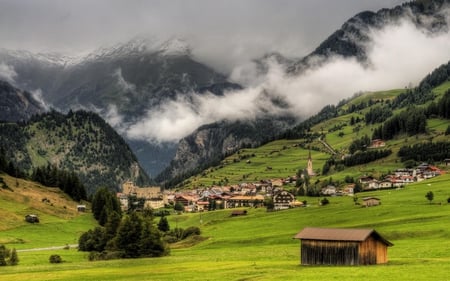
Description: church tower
xmin=307 ymin=149 xmax=315 ymax=176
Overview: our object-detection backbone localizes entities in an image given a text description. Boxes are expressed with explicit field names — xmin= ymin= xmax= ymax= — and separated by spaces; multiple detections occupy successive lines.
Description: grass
xmin=1 ymin=174 xmax=450 ymax=280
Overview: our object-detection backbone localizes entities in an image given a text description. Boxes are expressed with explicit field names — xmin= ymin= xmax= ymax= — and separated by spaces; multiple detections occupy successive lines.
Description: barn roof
xmin=293 ymin=227 xmax=393 ymax=246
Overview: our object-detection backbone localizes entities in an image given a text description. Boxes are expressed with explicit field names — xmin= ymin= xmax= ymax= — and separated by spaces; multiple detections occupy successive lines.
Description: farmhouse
xmin=272 ymin=190 xmax=295 ymax=210
xmin=293 ymin=227 xmax=393 ymax=265
xmin=362 ymin=197 xmax=381 ymax=207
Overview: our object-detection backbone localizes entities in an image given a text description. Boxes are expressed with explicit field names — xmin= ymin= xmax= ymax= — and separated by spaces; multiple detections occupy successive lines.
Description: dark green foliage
xmin=8 ymin=248 xmax=18 ymax=265
xmin=31 ymin=164 xmax=87 ymax=201
xmin=265 ymin=197 xmax=274 ymax=211
xmin=174 ymin=202 xmax=185 ymax=212
xmin=426 ymin=191 xmax=434 ymax=204
xmin=182 ymin=226 xmax=201 ymax=239
xmin=349 ymin=135 xmax=371 ymax=154
xmin=372 ymin=107 xmax=427 ymax=140
xmin=342 ymin=149 xmax=392 ymax=167
xmin=427 ymin=89 xmax=450 ymax=119
xmin=398 ymin=142 xmax=450 ymax=163
xmin=91 ymin=187 xmax=122 ymax=226
xmin=114 ymin=212 xmax=143 ymax=258
xmin=321 ymin=198 xmax=330 ymax=205
xmin=445 ymin=125 xmax=450 ymax=135
xmin=78 ymin=227 xmax=107 ymax=252
xmin=157 ymin=216 xmax=170 ymax=232
xmin=282 ymin=105 xmax=338 ymax=139
xmin=0 ymin=110 xmax=151 ymax=195
xmin=49 ymin=255 xmax=62 ymax=263
xmin=0 ymin=245 xmax=18 ymax=266
xmin=365 ymin=106 xmax=393 ymax=124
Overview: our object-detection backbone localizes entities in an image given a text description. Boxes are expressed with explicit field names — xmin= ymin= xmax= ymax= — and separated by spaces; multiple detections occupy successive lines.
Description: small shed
xmin=25 ymin=214 xmax=39 ymax=223
xmin=77 ymin=205 xmax=87 ymax=212
xmin=293 ymin=227 xmax=393 ymax=265
xmin=362 ymin=197 xmax=381 ymax=207
xmin=230 ymin=210 xmax=247 ymax=216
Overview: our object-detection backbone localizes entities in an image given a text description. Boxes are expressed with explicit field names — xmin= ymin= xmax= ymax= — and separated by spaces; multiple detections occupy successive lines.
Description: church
xmin=306 ymin=150 xmax=315 ymax=176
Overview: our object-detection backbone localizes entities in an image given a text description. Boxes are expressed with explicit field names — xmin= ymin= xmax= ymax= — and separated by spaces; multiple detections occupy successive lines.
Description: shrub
xmin=182 ymin=226 xmax=201 ymax=239
xmin=49 ymin=255 xmax=62 ymax=263
xmin=321 ymin=198 xmax=330 ymax=206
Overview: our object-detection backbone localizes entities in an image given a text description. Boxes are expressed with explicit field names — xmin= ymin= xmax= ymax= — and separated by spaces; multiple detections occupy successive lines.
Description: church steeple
xmin=307 ymin=148 xmax=315 ymax=176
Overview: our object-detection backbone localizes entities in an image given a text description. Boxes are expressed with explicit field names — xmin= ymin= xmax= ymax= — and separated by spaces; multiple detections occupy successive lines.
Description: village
xmin=117 ymin=156 xmax=448 ymax=213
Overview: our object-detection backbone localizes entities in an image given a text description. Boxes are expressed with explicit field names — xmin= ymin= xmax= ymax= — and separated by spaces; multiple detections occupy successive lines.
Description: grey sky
xmin=0 ymin=0 xmax=404 ymax=72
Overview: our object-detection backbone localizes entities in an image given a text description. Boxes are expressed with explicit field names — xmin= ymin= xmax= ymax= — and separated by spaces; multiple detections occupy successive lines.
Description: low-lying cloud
xmin=121 ymin=16 xmax=450 ymax=144
xmin=0 ymin=63 xmax=17 ymax=83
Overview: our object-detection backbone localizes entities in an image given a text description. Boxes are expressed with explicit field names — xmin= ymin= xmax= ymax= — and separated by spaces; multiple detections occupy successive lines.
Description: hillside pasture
xmin=1 ymin=174 xmax=450 ymax=280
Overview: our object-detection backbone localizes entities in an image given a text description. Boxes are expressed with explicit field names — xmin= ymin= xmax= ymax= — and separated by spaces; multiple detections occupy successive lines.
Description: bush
xmin=321 ymin=198 xmax=330 ymax=206
xmin=49 ymin=255 xmax=62 ymax=263
xmin=182 ymin=226 xmax=201 ymax=239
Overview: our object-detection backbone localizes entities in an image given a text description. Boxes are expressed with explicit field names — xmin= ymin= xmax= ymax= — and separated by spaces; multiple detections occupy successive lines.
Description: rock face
xmin=288 ymin=0 xmax=450 ymax=73
xmin=156 ymin=117 xmax=296 ymax=186
xmin=0 ymin=80 xmax=45 ymax=122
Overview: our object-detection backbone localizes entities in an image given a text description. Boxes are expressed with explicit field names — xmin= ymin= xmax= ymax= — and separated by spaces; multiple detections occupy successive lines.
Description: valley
xmin=0 ymin=0 xmax=450 ymax=280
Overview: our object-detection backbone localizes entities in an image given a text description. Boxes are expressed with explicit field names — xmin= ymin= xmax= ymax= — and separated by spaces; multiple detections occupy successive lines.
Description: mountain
xmin=0 ymin=38 xmax=241 ymax=177
xmin=288 ymin=0 xmax=450 ymax=73
xmin=0 ymin=80 xmax=45 ymax=122
xmin=156 ymin=116 xmax=296 ymax=186
xmin=0 ymin=110 xmax=150 ymax=195
xmin=177 ymin=60 xmax=450 ymax=189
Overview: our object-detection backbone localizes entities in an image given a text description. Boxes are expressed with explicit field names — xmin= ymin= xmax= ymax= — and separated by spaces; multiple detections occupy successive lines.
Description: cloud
xmin=124 ymin=16 xmax=450 ymax=143
xmin=113 ymin=68 xmax=136 ymax=92
xmin=0 ymin=0 xmax=404 ymax=73
xmin=0 ymin=63 xmax=17 ymax=83
xmin=30 ymin=88 xmax=50 ymax=111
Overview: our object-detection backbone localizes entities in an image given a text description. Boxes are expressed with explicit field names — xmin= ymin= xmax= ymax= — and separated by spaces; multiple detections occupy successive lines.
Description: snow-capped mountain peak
xmin=158 ymin=38 xmax=191 ymax=56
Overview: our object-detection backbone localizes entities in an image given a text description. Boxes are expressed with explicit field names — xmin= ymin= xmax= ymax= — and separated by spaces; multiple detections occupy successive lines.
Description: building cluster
xmin=360 ymin=162 xmax=444 ymax=190
xmin=117 ymin=180 xmax=302 ymax=213
xmin=321 ymin=162 xmax=445 ymax=197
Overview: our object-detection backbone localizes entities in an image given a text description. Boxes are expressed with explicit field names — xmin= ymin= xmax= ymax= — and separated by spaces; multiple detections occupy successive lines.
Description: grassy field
xmin=1 ymin=173 xmax=450 ymax=280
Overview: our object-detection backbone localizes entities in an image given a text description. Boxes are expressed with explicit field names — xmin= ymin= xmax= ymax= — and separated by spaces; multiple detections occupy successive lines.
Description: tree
xmin=425 ymin=191 xmax=434 ymax=204
xmin=265 ymin=197 xmax=274 ymax=211
xmin=157 ymin=216 xmax=170 ymax=232
xmin=174 ymin=202 xmax=184 ymax=212
xmin=114 ymin=212 xmax=143 ymax=258
xmin=9 ymin=248 xmax=18 ymax=265
xmin=92 ymin=187 xmax=122 ymax=225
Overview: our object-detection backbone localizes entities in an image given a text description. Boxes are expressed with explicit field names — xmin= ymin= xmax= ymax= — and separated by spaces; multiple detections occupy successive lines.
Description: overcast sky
xmin=0 ymin=0 xmax=404 ymax=72
xmin=3 ymin=0 xmax=449 ymax=144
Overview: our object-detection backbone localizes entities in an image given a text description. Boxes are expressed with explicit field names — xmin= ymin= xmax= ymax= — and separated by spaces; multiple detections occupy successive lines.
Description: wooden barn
xmin=293 ymin=227 xmax=393 ymax=265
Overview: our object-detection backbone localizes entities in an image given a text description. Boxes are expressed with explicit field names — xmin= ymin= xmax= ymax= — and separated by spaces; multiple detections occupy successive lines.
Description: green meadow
xmin=1 ymin=173 xmax=450 ymax=280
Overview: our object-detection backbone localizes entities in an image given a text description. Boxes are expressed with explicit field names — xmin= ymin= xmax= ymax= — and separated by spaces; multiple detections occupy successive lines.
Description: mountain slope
xmin=0 ymin=80 xmax=45 ymax=122
xmin=178 ymin=61 xmax=450 ymax=189
xmin=0 ymin=110 xmax=150 ymax=195
xmin=288 ymin=0 xmax=450 ymax=73
xmin=0 ymin=38 xmax=242 ymax=177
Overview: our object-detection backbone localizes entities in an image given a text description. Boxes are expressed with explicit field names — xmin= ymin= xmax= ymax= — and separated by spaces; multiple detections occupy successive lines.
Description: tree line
xmin=398 ymin=142 xmax=450 ymax=163
xmin=31 ymin=164 xmax=87 ymax=202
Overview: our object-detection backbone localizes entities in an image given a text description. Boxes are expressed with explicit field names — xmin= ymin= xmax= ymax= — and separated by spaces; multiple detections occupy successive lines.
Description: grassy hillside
xmin=0 ymin=173 xmax=449 ymax=280
xmin=180 ymin=81 xmax=450 ymax=188
xmin=0 ymin=173 xmax=96 ymax=248
xmin=0 ymin=110 xmax=150 ymax=195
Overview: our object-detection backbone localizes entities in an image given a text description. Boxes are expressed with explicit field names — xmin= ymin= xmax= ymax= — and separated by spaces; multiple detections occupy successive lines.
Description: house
xmin=25 ymin=214 xmax=39 ymax=223
xmin=342 ymin=184 xmax=355 ymax=196
xmin=321 ymin=185 xmax=336 ymax=196
xmin=370 ymin=139 xmax=385 ymax=148
xmin=362 ymin=197 xmax=381 ymax=207
xmin=273 ymin=190 xmax=295 ymax=210
xmin=293 ymin=227 xmax=393 ymax=265
xmin=226 ymin=195 xmax=264 ymax=208
xmin=77 ymin=205 xmax=86 ymax=212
